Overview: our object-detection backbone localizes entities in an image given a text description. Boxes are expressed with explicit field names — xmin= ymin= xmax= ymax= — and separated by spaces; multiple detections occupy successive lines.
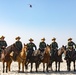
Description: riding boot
xmin=13 ymin=53 xmax=17 ymax=61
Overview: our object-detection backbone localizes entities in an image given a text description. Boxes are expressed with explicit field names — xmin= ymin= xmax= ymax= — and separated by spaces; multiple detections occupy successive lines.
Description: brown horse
xmin=50 ymin=46 xmax=66 ymax=72
xmin=1 ymin=44 xmax=27 ymax=73
xmin=10 ymin=44 xmax=27 ymax=72
xmin=41 ymin=45 xmax=51 ymax=72
xmin=1 ymin=47 xmax=12 ymax=73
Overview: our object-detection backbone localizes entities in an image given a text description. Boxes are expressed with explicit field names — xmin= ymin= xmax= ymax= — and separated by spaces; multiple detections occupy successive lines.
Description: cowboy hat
xmin=68 ymin=38 xmax=72 ymax=41
xmin=15 ymin=36 xmax=21 ymax=40
xmin=41 ymin=38 xmax=45 ymax=40
xmin=52 ymin=37 xmax=56 ymax=41
xmin=0 ymin=36 xmax=5 ymax=39
xmin=29 ymin=38 xmax=34 ymax=41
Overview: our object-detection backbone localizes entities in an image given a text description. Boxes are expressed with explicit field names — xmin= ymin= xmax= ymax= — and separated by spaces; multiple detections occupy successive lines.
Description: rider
xmin=50 ymin=38 xmax=58 ymax=59
xmin=13 ymin=36 xmax=22 ymax=60
xmin=39 ymin=38 xmax=46 ymax=60
xmin=27 ymin=38 xmax=37 ymax=59
xmin=64 ymin=38 xmax=76 ymax=60
xmin=39 ymin=38 xmax=46 ymax=52
xmin=0 ymin=36 xmax=7 ymax=54
xmin=67 ymin=38 xmax=76 ymax=50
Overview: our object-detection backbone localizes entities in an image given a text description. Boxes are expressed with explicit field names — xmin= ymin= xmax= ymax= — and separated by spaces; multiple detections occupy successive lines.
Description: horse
xmin=1 ymin=46 xmax=12 ymax=73
xmin=10 ymin=44 xmax=27 ymax=72
xmin=41 ymin=45 xmax=51 ymax=72
xmin=64 ymin=47 xmax=76 ymax=71
xmin=50 ymin=46 xmax=66 ymax=72
xmin=25 ymin=49 xmax=41 ymax=72
xmin=1 ymin=43 xmax=27 ymax=73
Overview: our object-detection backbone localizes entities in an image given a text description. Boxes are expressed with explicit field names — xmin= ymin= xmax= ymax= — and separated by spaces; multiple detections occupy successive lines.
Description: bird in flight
xmin=29 ymin=4 xmax=32 ymax=8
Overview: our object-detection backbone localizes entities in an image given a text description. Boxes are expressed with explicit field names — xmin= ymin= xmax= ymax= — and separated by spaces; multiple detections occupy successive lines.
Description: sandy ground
xmin=0 ymin=58 xmax=76 ymax=75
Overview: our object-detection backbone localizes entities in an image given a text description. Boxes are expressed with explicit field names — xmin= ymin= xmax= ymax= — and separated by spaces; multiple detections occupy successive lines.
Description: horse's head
xmin=58 ymin=45 xmax=67 ymax=56
xmin=23 ymin=43 xmax=28 ymax=52
xmin=45 ymin=45 xmax=51 ymax=54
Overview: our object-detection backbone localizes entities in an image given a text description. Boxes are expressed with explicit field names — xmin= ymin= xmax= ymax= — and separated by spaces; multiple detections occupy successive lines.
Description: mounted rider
xmin=64 ymin=38 xmax=76 ymax=60
xmin=39 ymin=38 xmax=46 ymax=60
xmin=67 ymin=38 xmax=76 ymax=50
xmin=39 ymin=38 xmax=46 ymax=52
xmin=0 ymin=36 xmax=7 ymax=54
xmin=26 ymin=38 xmax=37 ymax=59
xmin=13 ymin=36 xmax=22 ymax=61
xmin=50 ymin=37 xmax=58 ymax=58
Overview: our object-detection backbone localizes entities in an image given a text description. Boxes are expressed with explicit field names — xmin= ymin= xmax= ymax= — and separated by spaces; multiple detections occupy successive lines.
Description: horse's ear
xmin=24 ymin=43 xmax=25 ymax=46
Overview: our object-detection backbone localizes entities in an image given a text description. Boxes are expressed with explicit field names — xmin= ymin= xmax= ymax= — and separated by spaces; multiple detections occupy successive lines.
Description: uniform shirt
xmin=51 ymin=42 xmax=58 ymax=49
xmin=15 ymin=41 xmax=22 ymax=51
xmin=27 ymin=43 xmax=37 ymax=50
xmin=68 ymin=41 xmax=75 ymax=48
xmin=0 ymin=40 xmax=7 ymax=51
xmin=39 ymin=42 xmax=46 ymax=49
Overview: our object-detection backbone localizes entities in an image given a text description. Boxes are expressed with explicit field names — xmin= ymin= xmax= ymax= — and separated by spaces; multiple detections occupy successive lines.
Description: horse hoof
xmin=47 ymin=70 xmax=49 ymax=72
xmin=6 ymin=70 xmax=8 ymax=73
xmin=55 ymin=70 xmax=57 ymax=72
xmin=18 ymin=70 xmax=20 ymax=73
xmin=36 ymin=71 xmax=38 ymax=72
xmin=22 ymin=71 xmax=24 ymax=73
xmin=58 ymin=70 xmax=60 ymax=72
xmin=30 ymin=70 xmax=32 ymax=72
xmin=3 ymin=71 xmax=4 ymax=73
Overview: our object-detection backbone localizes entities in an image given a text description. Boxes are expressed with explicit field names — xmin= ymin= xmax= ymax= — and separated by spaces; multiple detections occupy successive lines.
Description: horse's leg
xmin=68 ymin=61 xmax=71 ymax=71
xmin=46 ymin=63 xmax=49 ymax=72
xmin=50 ymin=61 xmax=53 ymax=71
xmin=55 ymin=61 xmax=57 ymax=72
xmin=67 ymin=60 xmax=71 ymax=71
xmin=22 ymin=62 xmax=24 ymax=72
xmin=3 ymin=62 xmax=5 ymax=73
xmin=8 ymin=60 xmax=12 ymax=72
xmin=35 ymin=63 xmax=38 ymax=72
xmin=73 ymin=60 xmax=75 ymax=71
xmin=43 ymin=63 xmax=45 ymax=72
xmin=58 ymin=62 xmax=60 ymax=71
xmin=18 ymin=62 xmax=20 ymax=72
xmin=30 ymin=63 xmax=33 ymax=72
xmin=6 ymin=62 xmax=8 ymax=73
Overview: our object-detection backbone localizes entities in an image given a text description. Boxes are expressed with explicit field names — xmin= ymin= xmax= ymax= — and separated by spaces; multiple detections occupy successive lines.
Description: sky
xmin=0 ymin=0 xmax=76 ymax=48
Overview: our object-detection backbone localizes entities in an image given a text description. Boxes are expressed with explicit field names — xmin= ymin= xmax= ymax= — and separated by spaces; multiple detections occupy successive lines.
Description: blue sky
xmin=0 ymin=0 xmax=76 ymax=48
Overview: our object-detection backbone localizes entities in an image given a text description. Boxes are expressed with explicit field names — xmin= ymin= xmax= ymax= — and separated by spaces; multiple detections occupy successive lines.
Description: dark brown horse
xmin=50 ymin=46 xmax=66 ymax=72
xmin=25 ymin=49 xmax=41 ymax=72
xmin=64 ymin=47 xmax=76 ymax=71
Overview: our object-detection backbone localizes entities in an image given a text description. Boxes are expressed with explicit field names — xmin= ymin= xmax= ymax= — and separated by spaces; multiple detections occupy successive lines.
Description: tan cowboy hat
xmin=0 ymin=35 xmax=5 ymax=39
xmin=41 ymin=38 xmax=45 ymax=40
xmin=29 ymin=38 xmax=34 ymax=41
xmin=52 ymin=37 xmax=56 ymax=41
xmin=15 ymin=36 xmax=21 ymax=40
xmin=68 ymin=38 xmax=72 ymax=41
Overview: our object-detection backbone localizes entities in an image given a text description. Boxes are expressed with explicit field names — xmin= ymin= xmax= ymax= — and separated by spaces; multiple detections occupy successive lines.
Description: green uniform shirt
xmin=0 ymin=40 xmax=7 ymax=51
xmin=27 ymin=43 xmax=37 ymax=50
xmin=68 ymin=41 xmax=75 ymax=48
xmin=39 ymin=42 xmax=46 ymax=49
xmin=15 ymin=41 xmax=22 ymax=51
xmin=51 ymin=42 xmax=58 ymax=49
